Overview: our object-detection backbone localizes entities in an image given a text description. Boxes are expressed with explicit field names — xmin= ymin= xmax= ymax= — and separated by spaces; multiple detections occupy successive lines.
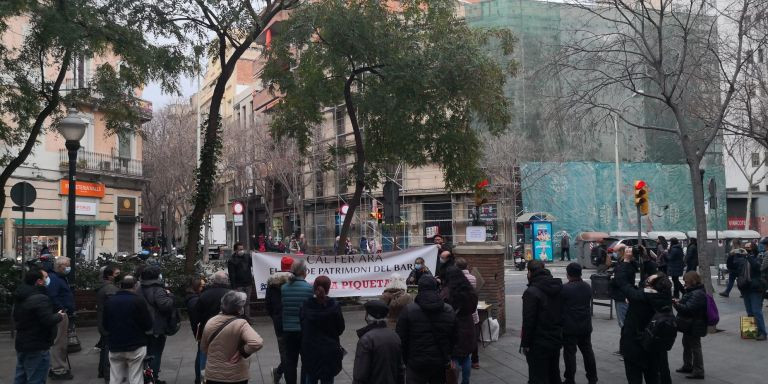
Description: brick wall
xmin=454 ymin=244 xmax=506 ymax=334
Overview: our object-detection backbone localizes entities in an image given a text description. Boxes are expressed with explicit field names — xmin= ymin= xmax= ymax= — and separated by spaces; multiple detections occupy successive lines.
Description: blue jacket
xmin=666 ymin=244 xmax=685 ymax=278
xmin=281 ymin=278 xmax=314 ymax=332
xmin=103 ymin=290 xmax=153 ymax=352
xmin=47 ymin=272 xmax=75 ymax=314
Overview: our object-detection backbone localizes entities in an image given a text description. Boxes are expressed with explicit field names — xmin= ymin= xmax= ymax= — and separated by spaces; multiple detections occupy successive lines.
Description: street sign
xmin=234 ymin=214 xmax=244 ymax=227
xmin=232 ymin=201 xmax=244 ymax=215
xmin=10 ymin=182 xmax=36 ymax=207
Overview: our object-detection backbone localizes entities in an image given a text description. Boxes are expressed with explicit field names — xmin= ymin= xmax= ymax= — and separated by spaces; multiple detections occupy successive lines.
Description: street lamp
xmin=610 ymin=90 xmax=643 ymax=231
xmin=57 ymin=108 xmax=88 ymax=285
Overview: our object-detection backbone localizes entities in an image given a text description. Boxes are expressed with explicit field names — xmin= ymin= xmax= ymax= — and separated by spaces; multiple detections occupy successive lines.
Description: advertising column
xmin=532 ymin=221 xmax=553 ymax=262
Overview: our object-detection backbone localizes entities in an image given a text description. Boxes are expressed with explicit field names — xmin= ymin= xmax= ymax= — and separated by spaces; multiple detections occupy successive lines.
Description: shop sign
xmin=118 ymin=197 xmax=136 ymax=216
xmin=75 ymin=201 xmax=98 ymax=216
xmin=60 ymin=180 xmax=106 ymax=198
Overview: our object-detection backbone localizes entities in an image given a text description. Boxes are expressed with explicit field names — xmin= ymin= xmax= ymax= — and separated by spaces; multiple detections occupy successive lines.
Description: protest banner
xmin=251 ymin=245 xmax=437 ymax=297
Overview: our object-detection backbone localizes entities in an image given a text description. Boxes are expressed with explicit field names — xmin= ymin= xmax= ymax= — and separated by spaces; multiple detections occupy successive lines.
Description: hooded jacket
xmin=300 ymin=297 xmax=346 ymax=380
xmin=726 ymin=248 xmax=747 ymax=272
xmin=619 ymin=282 xmax=673 ymax=362
xmin=395 ymin=277 xmax=457 ymax=368
xmin=666 ymin=244 xmax=685 ymax=278
xmin=561 ymin=278 xmax=593 ymax=336
xmin=521 ymin=269 xmax=564 ymax=350
xmin=138 ymin=278 xmax=175 ymax=336
xmin=674 ymin=284 xmax=708 ymax=337
xmin=14 ymin=284 xmax=62 ymax=352
xmin=265 ymin=271 xmax=292 ymax=333
xmin=353 ymin=321 xmax=405 ymax=384
xmin=380 ymin=288 xmax=413 ymax=329
xmin=195 ymin=284 xmax=231 ymax=337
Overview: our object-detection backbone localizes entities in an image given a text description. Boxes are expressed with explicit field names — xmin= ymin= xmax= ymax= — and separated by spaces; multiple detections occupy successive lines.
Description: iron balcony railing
xmin=59 ymin=149 xmax=143 ymax=177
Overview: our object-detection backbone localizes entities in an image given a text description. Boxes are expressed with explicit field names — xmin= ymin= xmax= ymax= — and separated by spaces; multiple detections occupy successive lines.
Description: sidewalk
xmin=0 ymin=280 xmax=766 ymax=383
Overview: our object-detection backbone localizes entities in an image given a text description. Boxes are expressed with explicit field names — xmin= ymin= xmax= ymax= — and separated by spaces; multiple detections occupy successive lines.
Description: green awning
xmin=13 ymin=219 xmax=110 ymax=227
xmin=0 ymin=218 xmax=4 ymax=225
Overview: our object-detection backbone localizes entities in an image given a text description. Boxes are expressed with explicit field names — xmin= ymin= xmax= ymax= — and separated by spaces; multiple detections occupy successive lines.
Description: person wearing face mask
xmin=46 ymin=256 xmax=75 ymax=380
xmin=138 ymin=266 xmax=175 ymax=384
xmin=407 ymin=257 xmax=432 ymax=285
xmin=436 ymin=251 xmax=455 ymax=285
xmin=201 ymin=291 xmax=264 ymax=384
xmin=227 ymin=242 xmax=255 ymax=320
xmin=353 ymin=300 xmax=405 ymax=384
xmin=14 ymin=268 xmax=65 ymax=384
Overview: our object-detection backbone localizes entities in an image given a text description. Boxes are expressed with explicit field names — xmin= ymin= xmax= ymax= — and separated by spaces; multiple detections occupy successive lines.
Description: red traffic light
xmin=634 ymin=180 xmax=647 ymax=190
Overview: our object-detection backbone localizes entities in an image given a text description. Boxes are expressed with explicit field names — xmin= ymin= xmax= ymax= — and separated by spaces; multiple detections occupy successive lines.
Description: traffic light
xmin=634 ymin=180 xmax=649 ymax=216
xmin=377 ymin=208 xmax=383 ymax=224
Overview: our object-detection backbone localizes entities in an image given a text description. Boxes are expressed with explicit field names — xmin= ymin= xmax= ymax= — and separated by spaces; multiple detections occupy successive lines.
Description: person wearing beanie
xmin=561 ymin=263 xmax=597 ymax=384
xmin=380 ymin=273 xmax=413 ymax=329
xmin=522 ymin=260 xmax=563 ymax=384
xmin=300 ymin=276 xmax=346 ymax=384
xmin=265 ymin=256 xmax=295 ymax=384
xmin=396 ymin=275 xmax=457 ymax=384
xmin=353 ymin=300 xmax=405 ymax=384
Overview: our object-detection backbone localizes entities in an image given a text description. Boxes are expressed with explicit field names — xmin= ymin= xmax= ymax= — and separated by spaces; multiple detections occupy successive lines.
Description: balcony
xmin=59 ymin=150 xmax=143 ymax=178
xmin=58 ymin=79 xmax=153 ymax=122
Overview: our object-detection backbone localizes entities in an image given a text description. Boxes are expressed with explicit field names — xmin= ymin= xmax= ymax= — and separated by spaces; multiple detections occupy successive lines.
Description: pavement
xmin=1 ymin=264 xmax=766 ymax=384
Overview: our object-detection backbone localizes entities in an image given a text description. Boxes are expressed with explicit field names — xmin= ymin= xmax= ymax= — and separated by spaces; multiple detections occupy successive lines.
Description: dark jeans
xmin=561 ymin=248 xmax=571 ymax=261
xmin=452 ymin=356 xmax=471 ymax=384
xmin=98 ymin=336 xmax=109 ymax=381
xmin=526 ymin=347 xmax=561 ymax=384
xmin=681 ymin=334 xmax=704 ymax=376
xmin=624 ymin=355 xmax=659 ymax=384
xmin=744 ymin=291 xmax=767 ymax=336
xmin=146 ymin=335 xmax=167 ymax=380
xmin=563 ymin=334 xmax=597 ymax=384
xmin=671 ymin=276 xmax=683 ymax=299
xmin=405 ymin=365 xmax=445 ymax=384
xmin=284 ymin=331 xmax=303 ymax=384
xmin=304 ymin=376 xmax=333 ymax=384
xmin=275 ymin=333 xmax=287 ymax=376
xmin=723 ymin=272 xmax=736 ymax=295
xmin=195 ymin=343 xmax=203 ymax=383
xmin=658 ymin=350 xmax=671 ymax=384
xmin=14 ymin=350 xmax=50 ymax=384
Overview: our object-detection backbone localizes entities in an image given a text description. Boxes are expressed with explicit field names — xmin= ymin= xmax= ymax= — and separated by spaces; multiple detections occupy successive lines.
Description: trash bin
xmin=590 ymin=273 xmax=613 ymax=299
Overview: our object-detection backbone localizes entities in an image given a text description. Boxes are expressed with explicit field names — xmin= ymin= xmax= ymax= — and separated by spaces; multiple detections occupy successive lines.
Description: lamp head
xmin=57 ymin=108 xmax=88 ymax=142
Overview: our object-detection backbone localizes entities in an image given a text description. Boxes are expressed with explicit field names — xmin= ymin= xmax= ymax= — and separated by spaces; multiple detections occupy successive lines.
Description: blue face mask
xmin=44 ymin=276 xmax=51 ymax=286
xmin=64 ymin=267 xmax=71 ymax=275
xmin=414 ymin=264 xmax=423 ymax=270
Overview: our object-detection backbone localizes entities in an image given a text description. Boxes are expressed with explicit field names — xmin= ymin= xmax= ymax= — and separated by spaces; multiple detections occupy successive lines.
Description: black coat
xmin=674 ymin=284 xmax=707 ymax=337
xmin=227 ymin=252 xmax=253 ymax=289
xmin=195 ymin=284 xmax=231 ymax=336
xmin=619 ymin=283 xmax=673 ymax=364
xmin=521 ymin=269 xmax=563 ymax=350
xmin=300 ymin=297 xmax=346 ymax=380
xmin=611 ymin=260 xmax=637 ymax=302
xmin=736 ymin=254 xmax=765 ymax=294
xmin=265 ymin=272 xmax=292 ymax=334
xmin=13 ymin=284 xmax=62 ymax=353
xmin=666 ymin=244 xmax=685 ymax=277
xmin=640 ymin=260 xmax=658 ymax=285
xmin=406 ymin=268 xmax=432 ymax=285
xmin=352 ymin=322 xmax=405 ymax=384
xmin=561 ymin=279 xmax=592 ymax=336
xmin=442 ymin=287 xmax=478 ymax=358
xmin=103 ymin=290 xmax=153 ymax=352
xmin=396 ymin=290 xmax=457 ymax=369
xmin=138 ymin=279 xmax=175 ymax=336
xmin=726 ymin=249 xmax=746 ymax=272
xmin=185 ymin=292 xmax=200 ymax=336
xmin=685 ymin=244 xmax=699 ymax=271
xmin=96 ymin=280 xmax=119 ymax=336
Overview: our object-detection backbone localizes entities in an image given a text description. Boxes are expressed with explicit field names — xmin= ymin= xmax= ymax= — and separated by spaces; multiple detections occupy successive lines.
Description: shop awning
xmin=141 ymin=224 xmax=160 ymax=232
xmin=14 ymin=219 xmax=110 ymax=227
xmin=515 ymin=212 xmax=556 ymax=223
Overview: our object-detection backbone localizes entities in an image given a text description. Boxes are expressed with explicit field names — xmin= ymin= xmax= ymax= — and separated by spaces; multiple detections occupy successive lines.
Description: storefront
xmin=115 ymin=196 xmax=139 ymax=253
xmin=13 ymin=219 xmax=110 ymax=260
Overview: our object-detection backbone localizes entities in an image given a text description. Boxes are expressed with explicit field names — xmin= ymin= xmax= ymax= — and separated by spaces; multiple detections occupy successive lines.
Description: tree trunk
xmin=687 ymin=156 xmax=713 ymax=293
xmin=745 ymin=186 xmax=753 ymax=230
xmin=338 ymin=74 xmax=366 ymax=255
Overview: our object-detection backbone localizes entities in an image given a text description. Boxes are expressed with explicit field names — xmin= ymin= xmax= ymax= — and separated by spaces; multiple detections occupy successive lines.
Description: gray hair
xmin=220 ymin=291 xmax=247 ymax=315
xmin=54 ymin=256 xmax=70 ymax=269
xmin=291 ymin=259 xmax=307 ymax=276
xmin=385 ymin=273 xmax=407 ymax=290
xmin=211 ymin=271 xmax=230 ymax=286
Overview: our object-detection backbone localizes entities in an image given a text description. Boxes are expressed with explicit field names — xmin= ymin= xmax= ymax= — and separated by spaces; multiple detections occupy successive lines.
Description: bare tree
xmin=553 ymin=0 xmax=768 ymax=290
xmin=723 ymin=134 xmax=767 ymax=229
xmin=142 ymin=103 xmax=197 ymax=244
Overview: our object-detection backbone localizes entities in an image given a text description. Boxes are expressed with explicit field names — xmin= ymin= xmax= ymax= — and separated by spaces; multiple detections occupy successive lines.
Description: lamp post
xmin=610 ymin=90 xmax=643 ymax=231
xmin=57 ymin=108 xmax=88 ymax=286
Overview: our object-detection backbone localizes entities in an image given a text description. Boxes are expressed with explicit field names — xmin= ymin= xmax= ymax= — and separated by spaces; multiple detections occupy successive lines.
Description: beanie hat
xmin=364 ymin=300 xmax=389 ymax=319
xmin=281 ymin=256 xmax=295 ymax=272
xmin=417 ymin=275 xmax=438 ymax=291
xmin=566 ymin=262 xmax=582 ymax=278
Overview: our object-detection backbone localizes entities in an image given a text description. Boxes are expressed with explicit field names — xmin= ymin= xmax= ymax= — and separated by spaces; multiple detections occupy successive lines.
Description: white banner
xmin=252 ymin=245 xmax=438 ymax=297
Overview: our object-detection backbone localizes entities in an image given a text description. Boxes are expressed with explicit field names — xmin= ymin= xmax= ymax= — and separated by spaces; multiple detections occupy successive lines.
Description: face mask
xmin=440 ymin=257 xmax=448 ymax=263
xmin=414 ymin=264 xmax=423 ymax=270
xmin=159 ymin=274 xmax=163 ymax=281
xmin=64 ymin=267 xmax=71 ymax=275
xmin=44 ymin=276 xmax=51 ymax=287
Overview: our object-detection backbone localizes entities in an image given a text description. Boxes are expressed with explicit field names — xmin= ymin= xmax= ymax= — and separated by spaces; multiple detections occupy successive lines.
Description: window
xmin=752 ymin=152 xmax=761 ymax=167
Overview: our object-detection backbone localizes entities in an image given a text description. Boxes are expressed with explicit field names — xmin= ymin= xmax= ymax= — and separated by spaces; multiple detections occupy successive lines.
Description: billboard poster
xmin=532 ymin=221 xmax=553 ymax=262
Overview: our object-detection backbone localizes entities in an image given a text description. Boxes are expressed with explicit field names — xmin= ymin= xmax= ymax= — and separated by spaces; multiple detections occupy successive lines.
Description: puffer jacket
xmin=281 ymin=277 xmax=314 ymax=332
xmin=201 ymin=314 xmax=264 ymax=382
xmin=561 ymin=279 xmax=592 ymax=336
xmin=300 ymin=297 xmax=346 ymax=380
xmin=14 ymin=284 xmax=62 ymax=352
xmin=396 ymin=286 xmax=457 ymax=368
xmin=139 ymin=279 xmax=175 ymax=336
xmin=96 ymin=280 xmax=119 ymax=336
xmin=521 ymin=269 xmax=563 ymax=350
xmin=265 ymin=271 xmax=292 ymax=334
xmin=380 ymin=288 xmax=413 ymax=329
xmin=353 ymin=321 xmax=405 ymax=384
xmin=674 ymin=284 xmax=708 ymax=337
xmin=611 ymin=260 xmax=637 ymax=302
xmin=666 ymin=244 xmax=685 ymax=278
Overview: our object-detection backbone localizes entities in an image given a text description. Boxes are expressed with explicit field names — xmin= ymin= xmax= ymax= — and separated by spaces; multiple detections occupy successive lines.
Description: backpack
xmin=641 ymin=309 xmax=678 ymax=352
xmin=737 ymin=257 xmax=752 ymax=290
xmin=165 ymin=307 xmax=182 ymax=336
xmin=705 ymin=293 xmax=719 ymax=327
